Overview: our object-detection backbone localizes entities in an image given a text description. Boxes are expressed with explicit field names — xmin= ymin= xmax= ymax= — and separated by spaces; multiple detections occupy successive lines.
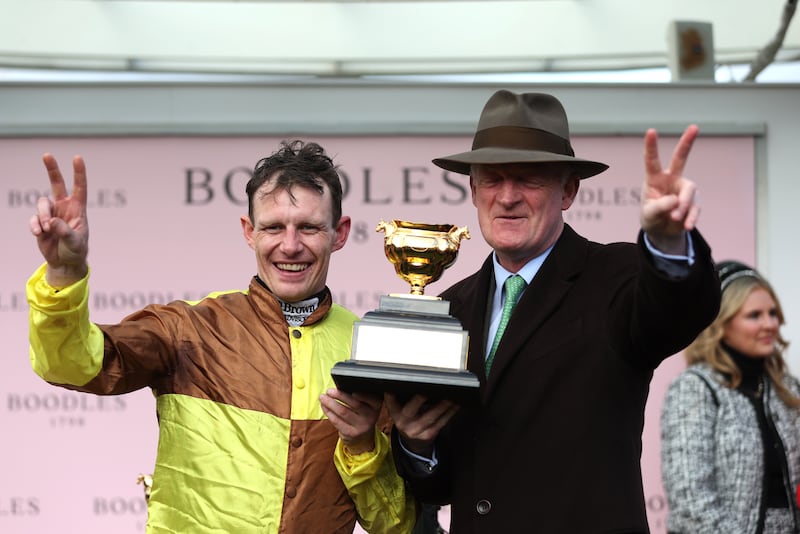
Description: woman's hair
xmin=685 ymin=265 xmax=800 ymax=408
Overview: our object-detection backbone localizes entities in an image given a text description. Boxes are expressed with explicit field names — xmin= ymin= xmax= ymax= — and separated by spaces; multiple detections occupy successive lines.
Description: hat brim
xmin=433 ymin=147 xmax=609 ymax=179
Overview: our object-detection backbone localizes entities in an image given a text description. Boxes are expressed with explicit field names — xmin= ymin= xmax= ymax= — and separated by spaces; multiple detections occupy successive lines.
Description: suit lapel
xmin=483 ymin=225 xmax=588 ymax=398
xmin=447 ymin=255 xmax=495 ymax=385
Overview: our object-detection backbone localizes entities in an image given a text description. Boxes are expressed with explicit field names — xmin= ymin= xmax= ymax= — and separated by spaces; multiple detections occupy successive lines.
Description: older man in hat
xmin=386 ymin=90 xmax=721 ymax=533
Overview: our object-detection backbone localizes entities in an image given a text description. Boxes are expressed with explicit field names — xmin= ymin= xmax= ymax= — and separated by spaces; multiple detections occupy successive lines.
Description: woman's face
xmin=722 ymin=287 xmax=780 ymax=359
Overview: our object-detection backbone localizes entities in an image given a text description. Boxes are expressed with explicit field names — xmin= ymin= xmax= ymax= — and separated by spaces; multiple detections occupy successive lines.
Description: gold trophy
xmin=331 ymin=220 xmax=480 ymax=404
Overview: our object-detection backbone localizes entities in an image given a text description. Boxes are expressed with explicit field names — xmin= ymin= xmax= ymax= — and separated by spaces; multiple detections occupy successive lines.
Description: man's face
xmin=471 ymin=163 xmax=578 ymax=272
xmin=241 ymin=180 xmax=350 ymax=302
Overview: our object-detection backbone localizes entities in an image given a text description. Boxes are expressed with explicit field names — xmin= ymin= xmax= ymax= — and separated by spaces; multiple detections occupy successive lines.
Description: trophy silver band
xmin=331 ymin=220 xmax=480 ymax=404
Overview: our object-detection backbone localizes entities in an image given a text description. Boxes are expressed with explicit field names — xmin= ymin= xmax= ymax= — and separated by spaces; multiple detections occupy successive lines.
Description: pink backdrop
xmin=0 ymin=133 xmax=754 ymax=533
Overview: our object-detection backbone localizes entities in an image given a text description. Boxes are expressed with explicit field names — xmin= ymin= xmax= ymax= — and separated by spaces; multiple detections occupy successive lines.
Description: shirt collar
xmin=491 ymin=242 xmax=556 ymax=288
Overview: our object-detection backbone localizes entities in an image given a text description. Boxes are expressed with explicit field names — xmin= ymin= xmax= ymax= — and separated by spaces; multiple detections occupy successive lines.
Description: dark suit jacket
xmin=394 ymin=224 xmax=720 ymax=533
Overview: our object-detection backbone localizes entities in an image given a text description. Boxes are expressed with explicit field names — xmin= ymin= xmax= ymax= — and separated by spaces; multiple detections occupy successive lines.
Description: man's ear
xmin=470 ymin=174 xmax=478 ymax=208
xmin=332 ymin=215 xmax=351 ymax=252
xmin=241 ymin=215 xmax=256 ymax=250
xmin=561 ymin=175 xmax=580 ymax=210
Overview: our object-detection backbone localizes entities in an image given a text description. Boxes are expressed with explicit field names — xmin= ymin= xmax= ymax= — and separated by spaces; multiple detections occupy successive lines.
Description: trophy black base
xmin=331 ymin=360 xmax=480 ymax=405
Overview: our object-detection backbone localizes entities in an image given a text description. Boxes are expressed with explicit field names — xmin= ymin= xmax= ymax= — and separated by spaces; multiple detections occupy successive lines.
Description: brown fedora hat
xmin=433 ymin=90 xmax=609 ymax=179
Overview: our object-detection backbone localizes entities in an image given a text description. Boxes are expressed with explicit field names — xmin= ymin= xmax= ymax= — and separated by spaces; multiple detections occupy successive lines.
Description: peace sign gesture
xmin=28 ymin=153 xmax=90 ymax=287
xmin=639 ymin=125 xmax=701 ymax=255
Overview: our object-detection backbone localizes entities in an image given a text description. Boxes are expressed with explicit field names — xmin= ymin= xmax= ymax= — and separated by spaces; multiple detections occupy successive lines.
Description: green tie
xmin=486 ymin=274 xmax=527 ymax=374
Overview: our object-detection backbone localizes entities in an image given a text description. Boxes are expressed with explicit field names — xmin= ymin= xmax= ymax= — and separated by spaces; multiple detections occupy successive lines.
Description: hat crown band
xmin=472 ymin=125 xmax=574 ymax=157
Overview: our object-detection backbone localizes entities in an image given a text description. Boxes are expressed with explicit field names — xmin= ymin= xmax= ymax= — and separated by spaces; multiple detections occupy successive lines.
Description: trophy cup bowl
xmin=377 ymin=220 xmax=470 ymax=296
xmin=331 ymin=219 xmax=480 ymax=405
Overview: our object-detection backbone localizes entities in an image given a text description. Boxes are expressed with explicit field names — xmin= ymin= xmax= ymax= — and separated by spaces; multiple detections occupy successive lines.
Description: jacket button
xmin=292 ymin=329 xmax=302 ymax=338
xmin=291 ymin=437 xmax=303 ymax=448
xmin=285 ymin=486 xmax=297 ymax=498
xmin=476 ymin=500 xmax=491 ymax=515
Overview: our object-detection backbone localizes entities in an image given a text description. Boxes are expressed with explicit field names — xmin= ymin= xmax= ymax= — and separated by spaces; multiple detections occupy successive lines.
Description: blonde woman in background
xmin=661 ymin=260 xmax=800 ymax=533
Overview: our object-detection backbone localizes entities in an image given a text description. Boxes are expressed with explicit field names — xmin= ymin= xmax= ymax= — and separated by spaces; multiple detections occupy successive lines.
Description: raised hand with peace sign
xmin=640 ymin=124 xmax=701 ymax=255
xmin=29 ymin=153 xmax=90 ymax=288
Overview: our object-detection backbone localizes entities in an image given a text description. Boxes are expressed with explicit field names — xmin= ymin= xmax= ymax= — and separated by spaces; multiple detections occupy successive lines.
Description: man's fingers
xmin=32 ymin=196 xmax=72 ymax=238
xmin=41 ymin=153 xmax=88 ymax=206
xmin=667 ymin=124 xmax=699 ymax=177
xmin=405 ymin=395 xmax=431 ymax=414
xmin=42 ymin=153 xmax=68 ymax=200
xmin=435 ymin=401 xmax=459 ymax=426
xmin=71 ymin=155 xmax=88 ymax=206
xmin=352 ymin=392 xmax=383 ymax=411
xmin=33 ymin=196 xmax=54 ymax=233
xmin=661 ymin=178 xmax=698 ymax=227
xmin=643 ymin=128 xmax=663 ymax=177
xmin=320 ymin=394 xmax=358 ymax=428
xmin=644 ymin=194 xmax=679 ymax=219
xmin=673 ymin=179 xmax=697 ymax=214
xmin=323 ymin=389 xmax=357 ymax=411
xmin=683 ymin=203 xmax=701 ymax=231
xmin=409 ymin=403 xmax=458 ymax=443
xmin=643 ymin=126 xmax=699 ymax=192
xmin=29 ymin=213 xmax=44 ymax=236
xmin=413 ymin=400 xmax=458 ymax=432
xmin=325 ymin=389 xmax=381 ymax=415
xmin=383 ymin=394 xmax=456 ymax=444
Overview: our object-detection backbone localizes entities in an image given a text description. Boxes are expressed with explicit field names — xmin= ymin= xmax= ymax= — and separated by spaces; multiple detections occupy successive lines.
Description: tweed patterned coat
xmin=661 ymin=363 xmax=800 ymax=534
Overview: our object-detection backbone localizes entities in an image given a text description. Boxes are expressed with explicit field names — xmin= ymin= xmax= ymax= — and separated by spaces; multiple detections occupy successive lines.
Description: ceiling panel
xmin=1 ymin=0 xmax=797 ymax=79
